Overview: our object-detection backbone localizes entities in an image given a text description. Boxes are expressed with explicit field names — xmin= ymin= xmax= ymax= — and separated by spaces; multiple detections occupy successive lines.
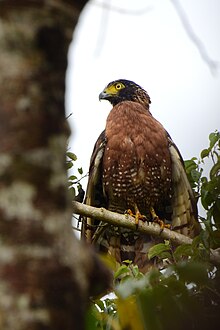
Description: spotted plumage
xmin=82 ymin=79 xmax=200 ymax=272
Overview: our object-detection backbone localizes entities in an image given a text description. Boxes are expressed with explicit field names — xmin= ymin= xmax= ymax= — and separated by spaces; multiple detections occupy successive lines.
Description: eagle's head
xmin=99 ymin=79 xmax=151 ymax=109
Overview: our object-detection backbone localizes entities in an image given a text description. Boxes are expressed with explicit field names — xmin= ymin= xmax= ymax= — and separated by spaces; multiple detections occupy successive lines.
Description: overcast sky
xmin=66 ymin=0 xmax=220 ymax=188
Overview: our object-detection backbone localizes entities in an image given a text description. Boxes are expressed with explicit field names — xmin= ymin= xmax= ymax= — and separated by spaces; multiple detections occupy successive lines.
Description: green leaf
xmin=69 ymin=187 xmax=75 ymax=198
xmin=191 ymin=169 xmax=201 ymax=183
xmin=184 ymin=159 xmax=197 ymax=172
xmin=122 ymin=260 xmax=132 ymax=265
xmin=114 ymin=264 xmax=130 ymax=280
xmin=85 ymin=305 xmax=99 ymax=330
xmin=68 ymin=175 xmax=78 ymax=181
xmin=66 ymin=161 xmax=73 ymax=169
xmin=200 ymin=148 xmax=210 ymax=159
xmin=148 ymin=243 xmax=171 ymax=260
xmin=201 ymin=188 xmax=212 ymax=210
xmin=209 ymin=132 xmax=219 ymax=149
xmin=173 ymin=244 xmax=193 ymax=261
xmin=78 ymin=167 xmax=83 ymax=175
xmin=200 ymin=176 xmax=208 ymax=184
xmin=210 ymin=160 xmax=220 ymax=179
xmin=66 ymin=152 xmax=77 ymax=161
xmin=130 ymin=265 xmax=142 ymax=278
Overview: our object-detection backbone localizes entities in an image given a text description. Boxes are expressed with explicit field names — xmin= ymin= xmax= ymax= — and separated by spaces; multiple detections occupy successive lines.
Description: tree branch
xmin=92 ymin=1 xmax=153 ymax=16
xmin=171 ymin=0 xmax=219 ymax=74
xmin=73 ymin=201 xmax=220 ymax=265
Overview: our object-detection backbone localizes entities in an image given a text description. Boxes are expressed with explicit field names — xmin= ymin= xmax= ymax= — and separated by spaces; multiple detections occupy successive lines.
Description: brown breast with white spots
xmin=103 ymin=101 xmax=172 ymax=219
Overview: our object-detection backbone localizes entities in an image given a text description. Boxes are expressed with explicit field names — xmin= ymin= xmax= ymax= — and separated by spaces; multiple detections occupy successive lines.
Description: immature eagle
xmin=82 ymin=79 xmax=200 ymax=272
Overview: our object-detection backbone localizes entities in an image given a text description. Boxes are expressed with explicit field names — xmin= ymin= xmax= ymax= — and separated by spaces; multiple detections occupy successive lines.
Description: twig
xmin=73 ymin=201 xmax=220 ymax=265
xmin=92 ymin=0 xmax=153 ymax=57
xmin=72 ymin=225 xmax=81 ymax=232
xmin=93 ymin=0 xmax=111 ymax=57
xmin=92 ymin=1 xmax=153 ymax=16
xmin=171 ymin=0 xmax=218 ymax=74
xmin=71 ymin=173 xmax=89 ymax=185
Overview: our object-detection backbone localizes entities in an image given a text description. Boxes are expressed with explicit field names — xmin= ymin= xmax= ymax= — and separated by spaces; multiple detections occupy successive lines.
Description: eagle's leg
xmin=126 ymin=205 xmax=147 ymax=226
xmin=150 ymin=207 xmax=171 ymax=229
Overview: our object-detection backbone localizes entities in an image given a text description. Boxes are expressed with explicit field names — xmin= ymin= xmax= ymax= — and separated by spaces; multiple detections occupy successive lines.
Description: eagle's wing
xmin=81 ymin=128 xmax=200 ymax=266
xmin=81 ymin=130 xmax=107 ymax=242
xmin=167 ymin=133 xmax=200 ymax=237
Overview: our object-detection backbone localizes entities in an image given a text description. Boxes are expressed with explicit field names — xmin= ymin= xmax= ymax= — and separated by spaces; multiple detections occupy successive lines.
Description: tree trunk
xmin=0 ymin=2 xmax=110 ymax=329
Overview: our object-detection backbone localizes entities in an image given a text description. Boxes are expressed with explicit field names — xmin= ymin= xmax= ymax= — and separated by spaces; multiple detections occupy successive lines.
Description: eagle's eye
xmin=115 ymin=83 xmax=123 ymax=90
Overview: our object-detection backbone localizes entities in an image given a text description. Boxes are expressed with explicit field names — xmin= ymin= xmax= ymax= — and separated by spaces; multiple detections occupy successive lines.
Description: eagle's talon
xmin=125 ymin=209 xmax=146 ymax=227
xmin=125 ymin=209 xmax=134 ymax=217
xmin=150 ymin=206 xmax=158 ymax=221
xmin=150 ymin=206 xmax=171 ymax=230
xmin=153 ymin=217 xmax=171 ymax=229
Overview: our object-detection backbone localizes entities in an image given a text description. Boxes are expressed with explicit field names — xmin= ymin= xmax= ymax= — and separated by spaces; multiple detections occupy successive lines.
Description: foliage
xmin=66 ymin=151 xmax=86 ymax=199
xmin=71 ymin=131 xmax=220 ymax=329
xmin=184 ymin=130 xmax=220 ymax=249
xmin=86 ymin=257 xmax=220 ymax=329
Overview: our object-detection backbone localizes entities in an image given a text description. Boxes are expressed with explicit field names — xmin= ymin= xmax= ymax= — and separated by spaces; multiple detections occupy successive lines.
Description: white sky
xmin=66 ymin=0 xmax=220 ymax=188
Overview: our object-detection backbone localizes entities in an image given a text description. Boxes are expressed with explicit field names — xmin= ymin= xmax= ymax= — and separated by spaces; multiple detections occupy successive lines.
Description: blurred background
xmin=66 ymin=0 xmax=220 ymax=190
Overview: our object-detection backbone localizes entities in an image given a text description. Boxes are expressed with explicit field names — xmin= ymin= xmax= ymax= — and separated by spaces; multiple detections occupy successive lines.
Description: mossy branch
xmin=73 ymin=201 xmax=220 ymax=265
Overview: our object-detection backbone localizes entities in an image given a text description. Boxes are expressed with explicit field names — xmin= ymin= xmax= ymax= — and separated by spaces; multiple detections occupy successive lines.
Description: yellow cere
xmin=105 ymin=82 xmax=125 ymax=95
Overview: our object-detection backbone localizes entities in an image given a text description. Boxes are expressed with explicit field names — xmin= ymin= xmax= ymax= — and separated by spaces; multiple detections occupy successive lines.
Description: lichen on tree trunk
xmin=0 ymin=2 xmax=110 ymax=329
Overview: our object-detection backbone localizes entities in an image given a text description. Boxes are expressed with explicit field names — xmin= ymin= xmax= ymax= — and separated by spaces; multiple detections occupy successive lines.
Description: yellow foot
xmin=125 ymin=209 xmax=147 ymax=226
xmin=150 ymin=207 xmax=171 ymax=229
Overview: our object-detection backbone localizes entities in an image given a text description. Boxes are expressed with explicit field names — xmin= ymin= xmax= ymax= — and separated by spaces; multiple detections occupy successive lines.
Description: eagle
xmin=82 ymin=79 xmax=200 ymax=272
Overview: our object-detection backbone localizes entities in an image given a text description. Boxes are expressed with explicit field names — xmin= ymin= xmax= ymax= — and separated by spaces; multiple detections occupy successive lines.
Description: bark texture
xmin=0 ymin=2 xmax=110 ymax=329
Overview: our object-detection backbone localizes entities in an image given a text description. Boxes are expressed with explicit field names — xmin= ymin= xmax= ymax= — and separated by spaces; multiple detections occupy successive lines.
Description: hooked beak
xmin=99 ymin=90 xmax=109 ymax=101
